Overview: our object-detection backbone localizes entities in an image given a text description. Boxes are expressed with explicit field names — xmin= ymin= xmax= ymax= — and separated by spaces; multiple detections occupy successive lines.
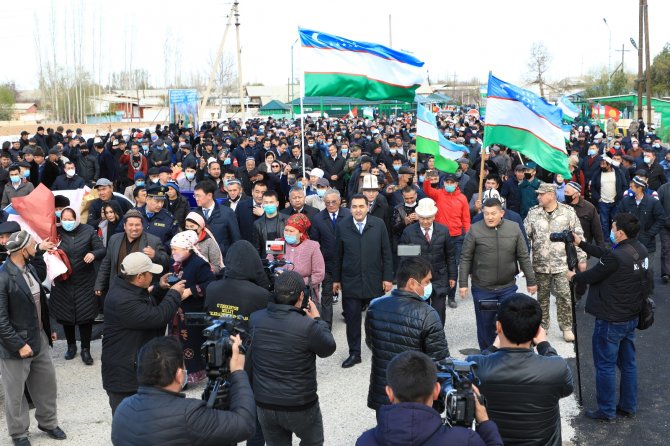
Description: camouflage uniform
xmin=525 ymin=202 xmax=587 ymax=331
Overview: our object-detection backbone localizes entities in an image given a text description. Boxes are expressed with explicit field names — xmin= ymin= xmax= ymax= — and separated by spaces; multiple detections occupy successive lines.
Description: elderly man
xmin=525 ymin=183 xmax=587 ymax=342
xmin=399 ymin=198 xmax=456 ymax=326
xmin=281 ymin=187 xmax=319 ymax=221
xmin=460 ymin=198 xmax=536 ymax=350
xmin=0 ymin=231 xmax=67 ymax=445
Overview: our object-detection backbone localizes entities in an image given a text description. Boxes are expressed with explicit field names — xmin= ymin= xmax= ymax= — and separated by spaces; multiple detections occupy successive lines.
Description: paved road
xmin=1 ymin=272 xmax=585 ymax=445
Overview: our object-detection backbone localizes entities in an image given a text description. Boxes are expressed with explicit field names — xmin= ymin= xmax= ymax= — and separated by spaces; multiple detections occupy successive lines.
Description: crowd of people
xmin=0 ymin=109 xmax=663 ymax=445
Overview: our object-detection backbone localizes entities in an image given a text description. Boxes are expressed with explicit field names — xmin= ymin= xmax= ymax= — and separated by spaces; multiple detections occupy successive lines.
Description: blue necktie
xmin=331 ymin=213 xmax=337 ymax=229
xmin=203 ymin=209 xmax=210 ymax=220
xmin=357 ymin=222 xmax=364 ymax=234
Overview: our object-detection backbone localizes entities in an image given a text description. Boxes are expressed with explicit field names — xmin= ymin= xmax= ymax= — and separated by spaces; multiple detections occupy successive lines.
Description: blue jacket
xmin=111 ymin=373 xmax=256 ymax=446
xmin=194 ymin=203 xmax=241 ymax=257
xmin=356 ymin=402 xmax=503 ymax=446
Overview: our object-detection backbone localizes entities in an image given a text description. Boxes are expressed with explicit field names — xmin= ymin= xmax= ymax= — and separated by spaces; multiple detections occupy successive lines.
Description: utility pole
xmin=637 ymin=0 xmax=643 ymax=120
xmin=388 ymin=14 xmax=392 ymax=48
xmin=614 ymin=43 xmax=630 ymax=73
xmin=603 ymin=18 xmax=611 ymax=94
xmin=235 ymin=1 xmax=245 ymax=120
xmin=643 ymin=0 xmax=652 ymax=125
xmin=199 ymin=4 xmax=235 ymax=112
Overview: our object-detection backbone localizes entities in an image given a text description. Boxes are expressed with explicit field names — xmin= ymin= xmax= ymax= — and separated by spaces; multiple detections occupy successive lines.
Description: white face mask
xmin=65 ymin=169 xmax=76 ymax=177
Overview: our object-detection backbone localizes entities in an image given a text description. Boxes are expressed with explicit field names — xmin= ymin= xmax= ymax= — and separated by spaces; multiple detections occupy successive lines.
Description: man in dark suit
xmin=193 ymin=180 xmax=241 ymax=257
xmin=310 ymin=189 xmax=351 ymax=328
xmin=334 ymin=194 xmax=393 ymax=368
xmin=399 ymin=198 xmax=457 ymax=327
xmin=94 ymin=209 xmax=170 ymax=296
xmin=321 ymin=143 xmax=346 ymax=194
xmin=235 ymin=181 xmax=267 ymax=243
xmin=280 ymin=187 xmax=319 ymax=221
xmin=361 ymin=174 xmax=392 ymax=240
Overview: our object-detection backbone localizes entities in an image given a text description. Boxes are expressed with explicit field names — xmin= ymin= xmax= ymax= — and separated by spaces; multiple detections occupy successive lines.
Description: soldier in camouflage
xmin=524 ymin=182 xmax=587 ymax=342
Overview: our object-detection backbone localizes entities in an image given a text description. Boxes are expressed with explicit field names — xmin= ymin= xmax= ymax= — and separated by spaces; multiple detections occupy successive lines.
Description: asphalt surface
xmin=569 ymin=249 xmax=670 ymax=446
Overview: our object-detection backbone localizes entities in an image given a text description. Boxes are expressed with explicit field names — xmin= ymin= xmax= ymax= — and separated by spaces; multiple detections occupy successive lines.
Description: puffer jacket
xmin=364 ymin=289 xmax=450 ymax=410
xmin=50 ymin=209 xmax=107 ymax=324
xmin=466 ymin=344 xmax=573 ymax=446
xmin=111 ymin=373 xmax=256 ymax=446
xmin=617 ymin=194 xmax=666 ymax=253
xmin=249 ymin=303 xmax=336 ymax=409
xmin=459 ymin=219 xmax=535 ymax=291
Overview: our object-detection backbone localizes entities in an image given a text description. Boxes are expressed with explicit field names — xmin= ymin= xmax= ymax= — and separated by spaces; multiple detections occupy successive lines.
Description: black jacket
xmin=321 ymin=155 xmax=346 ymax=191
xmin=399 ymin=222 xmax=456 ymax=296
xmin=166 ymin=194 xmax=190 ymax=230
xmin=617 ymin=195 xmax=666 ymax=252
xmin=30 ymin=160 xmax=60 ymax=189
xmin=310 ymin=207 xmax=352 ymax=269
xmin=334 ymin=215 xmax=393 ymax=300
xmin=102 ymin=277 xmax=181 ymax=393
xmin=87 ymin=197 xmax=133 ymax=228
xmin=0 ymin=256 xmax=51 ymax=359
xmin=280 ymin=204 xmax=319 ymax=222
xmin=252 ymin=214 xmax=288 ymax=257
xmin=50 ymin=224 xmax=106 ymax=324
xmin=590 ymin=167 xmax=627 ymax=204
xmin=364 ymin=289 xmax=450 ymax=410
xmin=574 ymin=238 xmax=649 ymax=322
xmin=645 ymin=160 xmax=667 ymax=191
xmin=467 ymin=344 xmax=573 ymax=446
xmin=51 ymin=173 xmax=86 ymax=191
xmin=235 ymin=199 xmax=262 ymax=243
xmin=250 ymin=303 xmax=336 ymax=409
xmin=205 ymin=240 xmax=271 ymax=325
xmin=112 ymin=373 xmax=256 ymax=446
xmin=194 ymin=203 xmax=241 ymax=257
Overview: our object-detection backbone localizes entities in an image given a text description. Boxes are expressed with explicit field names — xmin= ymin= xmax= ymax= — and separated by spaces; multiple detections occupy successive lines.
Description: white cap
xmin=415 ymin=198 xmax=438 ymax=217
xmin=361 ymin=174 xmax=379 ymax=190
xmin=120 ymin=252 xmax=164 ymax=275
xmin=310 ymin=168 xmax=325 ymax=178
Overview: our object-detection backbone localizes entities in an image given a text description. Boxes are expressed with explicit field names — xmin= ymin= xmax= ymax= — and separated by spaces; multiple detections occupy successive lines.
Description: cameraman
xmin=356 ymin=351 xmax=503 ymax=446
xmin=112 ymin=336 xmax=256 ymax=445
xmin=466 ymin=294 xmax=573 ymax=446
xmin=250 ymin=271 xmax=336 ymax=446
xmin=567 ymin=213 xmax=649 ymax=421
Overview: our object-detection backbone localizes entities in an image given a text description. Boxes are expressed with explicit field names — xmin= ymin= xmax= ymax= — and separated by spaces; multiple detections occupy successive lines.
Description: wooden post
xmin=477 ymin=144 xmax=486 ymax=200
xmin=637 ymin=0 xmax=644 ymax=120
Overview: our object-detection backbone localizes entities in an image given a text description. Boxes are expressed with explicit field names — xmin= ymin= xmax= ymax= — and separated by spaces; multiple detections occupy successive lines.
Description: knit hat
xmin=632 ymin=176 xmax=648 ymax=189
xmin=286 ymin=213 xmax=311 ymax=242
xmin=566 ymin=181 xmax=582 ymax=194
xmin=134 ymin=172 xmax=145 ymax=181
xmin=6 ymin=230 xmax=32 ymax=253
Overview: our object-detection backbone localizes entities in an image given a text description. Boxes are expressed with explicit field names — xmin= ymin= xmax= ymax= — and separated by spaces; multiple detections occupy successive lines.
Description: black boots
xmin=64 ymin=344 xmax=77 ymax=360
xmin=81 ymin=348 xmax=93 ymax=365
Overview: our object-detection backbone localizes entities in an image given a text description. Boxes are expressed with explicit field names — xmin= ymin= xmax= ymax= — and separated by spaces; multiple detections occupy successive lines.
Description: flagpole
xmin=477 ymin=144 xmax=486 ymax=201
xmin=298 ymin=29 xmax=306 ymax=187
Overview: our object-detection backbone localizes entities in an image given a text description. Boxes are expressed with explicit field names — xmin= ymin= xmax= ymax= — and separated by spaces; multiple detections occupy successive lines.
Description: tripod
xmin=564 ymin=240 xmax=584 ymax=407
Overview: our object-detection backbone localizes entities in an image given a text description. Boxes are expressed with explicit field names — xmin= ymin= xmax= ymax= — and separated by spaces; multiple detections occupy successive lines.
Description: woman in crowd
xmin=97 ymin=201 xmax=123 ymax=247
xmin=271 ymin=213 xmax=325 ymax=305
xmin=183 ymin=211 xmax=224 ymax=274
xmin=50 ymin=207 xmax=106 ymax=365
xmin=168 ymin=230 xmax=215 ymax=384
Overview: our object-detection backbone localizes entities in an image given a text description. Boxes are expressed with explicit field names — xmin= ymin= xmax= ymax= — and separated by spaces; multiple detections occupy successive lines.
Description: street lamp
xmin=603 ymin=18 xmax=612 ymax=94
xmin=290 ymin=38 xmax=299 ymax=118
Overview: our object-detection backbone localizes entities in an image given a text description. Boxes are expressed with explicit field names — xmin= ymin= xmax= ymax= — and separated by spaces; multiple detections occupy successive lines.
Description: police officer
xmin=138 ymin=184 xmax=178 ymax=247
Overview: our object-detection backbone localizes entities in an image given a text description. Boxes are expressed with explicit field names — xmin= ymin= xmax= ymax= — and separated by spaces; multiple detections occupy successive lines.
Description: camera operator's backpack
xmin=619 ymin=243 xmax=654 ymax=330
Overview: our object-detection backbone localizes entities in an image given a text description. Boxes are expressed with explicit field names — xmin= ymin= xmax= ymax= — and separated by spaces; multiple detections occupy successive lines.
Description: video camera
xmin=183 ymin=313 xmax=249 ymax=410
xmin=549 ymin=230 xmax=574 ymax=244
xmin=433 ymin=358 xmax=483 ymax=428
xmin=261 ymin=240 xmax=294 ymax=291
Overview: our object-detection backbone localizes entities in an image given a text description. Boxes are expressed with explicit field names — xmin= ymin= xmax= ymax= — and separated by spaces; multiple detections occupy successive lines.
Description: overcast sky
xmin=1 ymin=0 xmax=669 ymax=91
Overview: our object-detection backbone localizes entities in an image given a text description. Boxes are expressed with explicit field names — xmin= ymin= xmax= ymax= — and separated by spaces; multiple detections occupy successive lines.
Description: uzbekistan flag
xmin=483 ymin=73 xmax=570 ymax=178
xmin=557 ymin=96 xmax=580 ymax=122
xmin=416 ymin=103 xmax=468 ymax=173
xmin=299 ymin=28 xmax=425 ymax=102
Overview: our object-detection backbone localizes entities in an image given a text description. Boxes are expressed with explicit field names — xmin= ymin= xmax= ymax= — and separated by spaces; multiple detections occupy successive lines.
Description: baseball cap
xmin=120 ymin=252 xmax=164 ymax=275
xmin=95 ymin=178 xmax=113 ymax=188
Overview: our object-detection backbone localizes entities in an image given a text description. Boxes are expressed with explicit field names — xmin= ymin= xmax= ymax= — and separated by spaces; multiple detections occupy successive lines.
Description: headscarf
xmin=170 ymin=230 xmax=208 ymax=263
xmin=59 ymin=206 xmax=81 ymax=231
xmin=185 ymin=211 xmax=217 ymax=244
xmin=286 ymin=213 xmax=311 ymax=242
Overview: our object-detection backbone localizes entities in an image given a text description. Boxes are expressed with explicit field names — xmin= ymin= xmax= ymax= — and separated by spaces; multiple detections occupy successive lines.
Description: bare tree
xmin=527 ymin=41 xmax=551 ymax=98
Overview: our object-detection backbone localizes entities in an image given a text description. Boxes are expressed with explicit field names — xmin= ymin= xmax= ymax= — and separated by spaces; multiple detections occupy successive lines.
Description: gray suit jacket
xmin=94 ymin=232 xmax=170 ymax=292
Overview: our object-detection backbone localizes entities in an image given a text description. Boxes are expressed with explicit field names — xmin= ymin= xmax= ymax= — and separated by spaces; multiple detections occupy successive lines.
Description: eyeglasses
xmin=324 ymin=200 xmax=339 ymax=205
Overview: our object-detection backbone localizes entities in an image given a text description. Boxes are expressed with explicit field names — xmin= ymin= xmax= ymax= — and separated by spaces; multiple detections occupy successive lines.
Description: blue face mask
xmin=284 ymin=234 xmax=298 ymax=245
xmin=22 ymin=170 xmax=30 ymax=178
xmin=185 ymin=172 xmax=195 ymax=181
xmin=142 ymin=145 xmax=149 ymax=152
xmin=316 ymin=189 xmax=326 ymax=198
xmin=341 ymin=149 xmax=348 ymax=156
xmin=445 ymin=184 xmax=457 ymax=193
xmin=410 ymin=156 xmax=417 ymax=163
xmin=55 ymin=210 xmax=62 ymax=219
xmin=421 ymin=282 xmax=433 ymax=301
xmin=223 ymin=158 xmax=232 ymax=165
xmin=588 ymin=149 xmax=597 ymax=156
xmin=609 ymin=229 xmax=617 ymax=244
xmin=61 ymin=221 xmax=76 ymax=232
xmin=10 ymin=175 xmax=20 ymax=184
xmin=469 ymin=138 xmax=476 ymax=145
xmin=136 ymin=180 xmax=145 ymax=187
xmin=393 ymin=165 xmax=401 ymax=172
xmin=297 ymin=181 xmax=303 ymax=188
xmin=263 ymin=204 xmax=277 ymax=215
xmin=155 ymin=145 xmax=164 ymax=151
xmin=419 ymin=175 xmax=425 ymax=183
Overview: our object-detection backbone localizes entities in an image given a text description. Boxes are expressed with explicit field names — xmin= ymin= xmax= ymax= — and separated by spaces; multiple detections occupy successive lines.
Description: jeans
xmin=471 ymin=284 xmax=518 ymax=351
xmin=592 ymin=318 xmax=638 ymax=417
xmin=598 ymin=201 xmax=617 ymax=241
xmin=448 ymin=235 xmax=464 ymax=300
xmin=257 ymin=402 xmax=324 ymax=446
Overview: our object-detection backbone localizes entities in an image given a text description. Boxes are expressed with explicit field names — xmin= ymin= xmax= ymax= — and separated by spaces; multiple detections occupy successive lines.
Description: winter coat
xmin=334 ymin=215 xmax=393 ymax=300
xmin=253 ymin=214 xmax=288 ymax=256
xmin=250 ymin=303 xmax=336 ymax=409
xmin=30 ymin=160 xmax=61 ymax=189
xmin=310 ymin=207 xmax=351 ymax=271
xmin=364 ymin=289 xmax=450 ymax=410
xmin=0 ymin=256 xmax=51 ymax=359
xmin=101 ymin=277 xmax=181 ymax=393
xmin=98 ymin=149 xmax=118 ymax=182
xmin=119 ymin=153 xmax=148 ymax=181
xmin=193 ymin=203 xmax=241 ymax=257
xmin=51 ymin=174 xmax=85 ymax=191
xmin=166 ymin=195 xmax=190 ymax=230
xmin=173 ymin=253 xmax=215 ymax=314
xmin=148 ymin=147 xmax=171 ymax=168
xmin=590 ymin=167 xmax=627 ymax=203
xmin=275 ymin=239 xmax=325 ymax=301
xmin=50 ymin=220 xmax=106 ymax=324
xmin=111 ymin=375 xmax=256 ymax=446
xmin=616 ymin=195 xmax=667 ymax=252
xmin=356 ymin=403 xmax=503 ymax=446
xmin=518 ymin=177 xmax=540 ymax=219
xmin=422 ymin=181 xmax=470 ymax=236
xmin=0 ymin=181 xmax=34 ymax=208
xmin=195 ymin=233 xmax=223 ymax=275
xmin=399 ymin=222 xmax=456 ymax=296
xmin=321 ymin=155 xmax=346 ymax=191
